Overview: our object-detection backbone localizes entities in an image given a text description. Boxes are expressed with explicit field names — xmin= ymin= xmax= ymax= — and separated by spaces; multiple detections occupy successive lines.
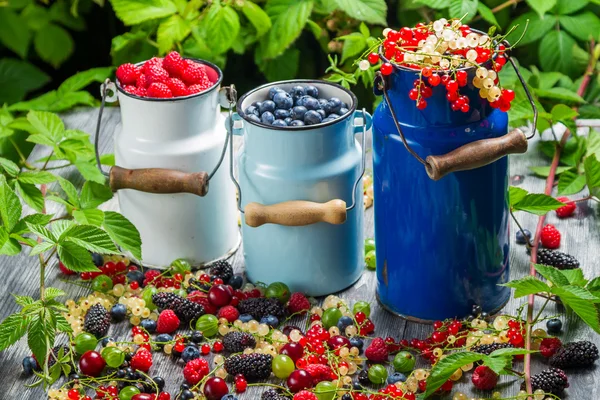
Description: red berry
xmin=556 ymin=197 xmax=576 ymax=218
xmin=433 ymin=321 xmax=443 ymax=330
xmin=188 ymin=83 xmax=210 ymax=94
xmin=540 ymin=337 xmax=563 ymax=358
xmin=68 ymin=389 xmax=80 ymax=400
xmin=471 ymin=365 xmax=498 ymax=390
xmin=355 ymin=312 xmax=366 ymax=324
xmin=287 ymin=292 xmax=311 ymax=315
xmin=130 ymin=281 xmax=139 ymax=290
xmin=183 ymin=358 xmax=210 ymax=385
xmin=421 ymin=67 xmax=432 ymax=77
xmin=208 ymin=284 xmax=233 ymax=307
xmin=235 ymin=378 xmax=247 ymax=392
xmin=147 ymin=83 xmax=173 ymax=98
xmin=408 ymin=88 xmax=419 ymax=101
xmin=143 ymin=57 xmax=163 ymax=74
xmin=156 ymin=309 xmax=180 ymax=333
xmin=281 ymin=343 xmax=305 ymax=362
xmin=428 ymin=73 xmax=441 ymax=86
xmin=116 ymin=63 xmax=140 ymax=85
xmin=502 ymin=89 xmax=515 ymax=102
xmin=166 ymin=78 xmax=189 ymax=97
xmin=203 ymin=377 xmax=229 ymax=400
xmin=212 ymin=340 xmax=224 ymax=352
xmin=540 ymin=224 xmax=561 ymax=249
xmin=380 ymin=63 xmax=393 ymax=76
xmin=416 ymin=99 xmax=427 ymax=110
xmin=460 ymin=104 xmax=470 ymax=113
xmin=130 ymin=349 xmax=153 ymax=372
xmin=158 ymin=393 xmax=171 ymax=400
xmin=201 ymin=343 xmax=211 ymax=355
xmin=217 ymin=305 xmax=239 ymax=323
xmin=368 ymin=53 xmax=380 ymax=64
xmin=163 ymin=51 xmax=187 ymax=78
xmin=79 ymin=351 xmax=106 ymax=377
xmin=387 ymin=30 xmax=400 ymax=42
xmin=364 ymin=337 xmax=389 ymax=362
xmin=446 ymin=80 xmax=458 ymax=92
xmin=146 ymin=65 xmax=170 ymax=85
xmin=293 ymin=391 xmax=318 ymax=400
xmin=399 ymin=27 xmax=413 ymax=41
xmin=287 ymin=369 xmax=313 ymax=393
xmin=421 ymin=87 xmax=432 ymax=98
xmin=182 ymin=62 xmax=210 ymax=86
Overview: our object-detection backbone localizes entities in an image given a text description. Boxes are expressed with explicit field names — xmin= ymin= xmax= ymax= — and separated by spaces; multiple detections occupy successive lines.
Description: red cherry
xmin=287 ymin=369 xmax=313 ymax=392
xmin=428 ymin=74 xmax=441 ymax=86
xmin=281 ymin=343 xmax=305 ymax=362
xmin=399 ymin=27 xmax=413 ymax=41
xmin=79 ymin=351 xmax=106 ymax=377
xmin=203 ymin=377 xmax=229 ymax=400
xmin=327 ymin=335 xmax=351 ymax=350
xmin=368 ymin=53 xmax=379 ymax=64
xmin=208 ymin=284 xmax=233 ymax=307
xmin=380 ymin=63 xmax=393 ymax=76
xmin=408 ymin=88 xmax=419 ymax=100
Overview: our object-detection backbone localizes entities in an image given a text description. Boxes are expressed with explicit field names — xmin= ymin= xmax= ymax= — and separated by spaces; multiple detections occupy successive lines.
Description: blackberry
xmin=537 ymin=249 xmax=580 ymax=270
xmin=261 ymin=389 xmax=290 ymax=400
xmin=471 ymin=343 xmax=514 ymax=355
xmin=237 ymin=298 xmax=287 ymax=321
xmin=47 ymin=345 xmax=71 ymax=368
xmin=224 ymin=353 xmax=273 ymax=380
xmin=152 ymin=292 xmax=205 ymax=322
xmin=522 ymin=368 xmax=569 ymax=395
xmin=209 ymin=260 xmax=233 ymax=283
xmin=549 ymin=341 xmax=599 ymax=368
xmin=84 ymin=303 xmax=111 ymax=338
xmin=222 ymin=331 xmax=256 ymax=354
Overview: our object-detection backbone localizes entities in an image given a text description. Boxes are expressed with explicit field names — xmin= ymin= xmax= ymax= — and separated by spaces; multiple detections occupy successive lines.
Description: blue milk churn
xmin=373 ymin=53 xmax=535 ymax=321
xmin=227 ymin=80 xmax=371 ymax=296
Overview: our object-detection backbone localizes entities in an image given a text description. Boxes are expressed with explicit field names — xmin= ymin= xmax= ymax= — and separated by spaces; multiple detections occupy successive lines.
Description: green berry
xmin=364 ymin=238 xmax=376 ymax=254
xmin=196 ymin=314 xmax=218 ymax=337
xmin=265 ymin=282 xmax=291 ymax=303
xmin=101 ymin=346 xmax=125 ymax=368
xmin=74 ymin=333 xmax=97 ymax=355
xmin=368 ymin=364 xmax=388 ymax=384
xmin=142 ymin=287 xmax=158 ymax=310
xmin=393 ymin=351 xmax=415 ymax=373
xmin=272 ymin=354 xmax=295 ymax=379
xmin=352 ymin=301 xmax=371 ymax=318
xmin=91 ymin=275 xmax=113 ymax=292
xmin=119 ymin=386 xmax=141 ymax=400
xmin=322 ymin=307 xmax=343 ymax=329
xmin=315 ymin=381 xmax=336 ymax=400
xmin=171 ymin=259 xmax=192 ymax=275
xmin=175 ymin=288 xmax=187 ymax=298
xmin=365 ymin=250 xmax=376 ymax=270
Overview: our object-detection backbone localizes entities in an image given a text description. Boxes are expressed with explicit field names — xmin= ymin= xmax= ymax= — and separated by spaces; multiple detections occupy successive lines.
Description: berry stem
xmin=509 ymin=209 xmax=533 ymax=248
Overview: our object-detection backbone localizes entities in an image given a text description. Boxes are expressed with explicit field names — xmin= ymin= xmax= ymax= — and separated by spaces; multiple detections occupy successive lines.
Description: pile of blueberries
xmin=243 ymin=84 xmax=350 ymax=127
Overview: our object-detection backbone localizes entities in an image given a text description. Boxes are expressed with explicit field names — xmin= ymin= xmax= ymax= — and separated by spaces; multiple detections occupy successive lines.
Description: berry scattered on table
xmin=515 ymin=228 xmax=531 ymax=245
xmin=222 ymin=331 xmax=256 ymax=353
xmin=540 ymin=337 xmax=563 ymax=358
xmin=130 ymin=348 xmax=153 ymax=372
xmin=209 ymin=260 xmax=234 ymax=283
xmin=224 ymin=353 xmax=273 ymax=380
xmin=365 ymin=337 xmax=389 ymax=362
xmin=470 ymin=342 xmax=514 ymax=355
xmin=547 ymin=318 xmax=563 ymax=334
xmin=156 ymin=309 xmax=180 ymax=334
xmin=182 ymin=358 xmax=209 ymax=385
xmin=556 ymin=197 xmax=576 ymax=218
xmin=524 ymin=368 xmax=569 ymax=395
xmin=471 ymin=365 xmax=498 ymax=390
xmin=550 ymin=341 xmax=600 ymax=368
xmin=537 ymin=248 xmax=579 ymax=270
xmin=83 ymin=303 xmax=111 ymax=338
xmin=79 ymin=350 xmax=106 ymax=377
xmin=287 ymin=292 xmax=311 ymax=315
xmin=152 ymin=292 xmax=205 ymax=322
xmin=237 ymin=297 xmax=287 ymax=320
xmin=540 ymin=224 xmax=562 ymax=249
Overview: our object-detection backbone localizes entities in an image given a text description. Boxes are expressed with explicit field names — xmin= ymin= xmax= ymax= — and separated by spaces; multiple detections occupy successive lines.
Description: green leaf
xmin=102 ymin=211 xmax=142 ymax=259
xmin=100 ymin=154 xmax=115 ymax=167
xmin=526 ymin=0 xmax=556 ymax=17
xmin=580 ymin=104 xmax=600 ymax=119
xmin=414 ymin=0 xmax=450 ymax=9
xmin=536 ymin=87 xmax=586 ymax=104
xmin=58 ymin=67 xmax=114 ymax=95
xmin=205 ymin=3 xmax=240 ymax=55
xmin=53 ymin=312 xmax=71 ymax=333
xmin=557 ymin=168 xmax=587 ymax=195
xmin=0 ymin=157 xmax=19 ymax=177
xmin=52 ymin=220 xmax=74 ymax=239
xmin=44 ymin=287 xmax=66 ymax=301
xmin=80 ymin=181 xmax=113 ymax=209
xmin=424 ymin=352 xmax=485 ymax=397
xmin=17 ymin=171 xmax=57 ymax=185
xmin=257 ymin=0 xmax=312 ymax=60
xmin=157 ymin=14 xmax=191 ymax=54
xmin=587 ymin=130 xmax=600 ymax=158
xmin=483 ymin=355 xmax=512 ymax=374
xmin=259 ymin=47 xmax=300 ymax=82
xmin=61 ymin=224 xmax=118 ymax=254
xmin=73 ymin=209 xmax=104 ymax=226
xmin=529 ymin=165 xmax=570 ymax=177
xmin=57 ymin=241 xmax=98 ymax=272
xmin=551 ymin=104 xmax=579 ymax=121
xmin=559 ymin=12 xmax=600 ymax=41
xmin=110 ymin=31 xmax=156 ymax=66
xmin=552 ymin=286 xmax=600 ymax=333
xmin=0 ymin=58 xmax=50 ymax=104
xmin=27 ymin=313 xmax=50 ymax=365
xmin=0 ymin=179 xmax=22 ymax=231
xmin=535 ymin=264 xmax=570 ymax=286
xmin=489 ymin=348 xmax=537 ymax=358
xmin=539 ymin=30 xmax=579 ymax=75
xmin=501 ymin=276 xmax=552 ymax=297
xmin=553 ymin=0 xmax=589 ymax=15
xmin=561 ymin=269 xmax=587 ymax=286
xmin=29 ymin=241 xmax=55 ymax=256
xmin=34 ymin=23 xmax=74 ymax=68
xmin=0 ymin=9 xmax=31 ymax=58
xmin=449 ymin=0 xmax=478 ymax=22
xmin=14 ymin=181 xmax=44 ymax=212
xmin=26 ymin=223 xmax=57 ymax=243
xmin=109 ymin=0 xmax=177 ymax=25
xmin=12 ymin=213 xmax=52 ymax=235
xmin=476 ymin=2 xmax=499 ymax=27
xmin=512 ymin=194 xmax=565 ymax=215
xmin=57 ymin=177 xmax=79 ymax=207
xmin=340 ymin=33 xmax=367 ymax=63
xmin=507 ymin=12 xmax=555 ymax=47
xmin=584 ymin=154 xmax=600 ymax=196
xmin=74 ymin=162 xmax=106 ymax=184
xmin=333 ymin=0 xmax=387 ymax=25
xmin=0 ymin=313 xmax=29 ymax=351
xmin=27 ymin=111 xmax=64 ymax=143
xmin=508 ymin=186 xmax=528 ymax=207
xmin=241 ymin=1 xmax=272 ymax=37
xmin=13 ymin=294 xmax=34 ymax=307
xmin=0 ymin=227 xmax=20 ymax=255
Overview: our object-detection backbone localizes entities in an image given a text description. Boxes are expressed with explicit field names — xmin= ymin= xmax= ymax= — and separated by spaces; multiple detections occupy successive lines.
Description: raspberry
xmin=116 ymin=63 xmax=140 ymax=85
xmin=540 ymin=224 xmax=561 ymax=249
xmin=555 ymin=197 xmax=576 ymax=218
xmin=147 ymin=83 xmax=173 ymax=99
xmin=188 ymin=291 xmax=217 ymax=315
xmin=136 ymin=74 xmax=149 ymax=89
xmin=182 ymin=63 xmax=209 ymax=86
xmin=365 ymin=337 xmax=389 ymax=362
xmin=163 ymin=51 xmax=187 ymax=78
xmin=143 ymin=57 xmax=163 ymax=74
xmin=540 ymin=337 xmax=563 ymax=358
xmin=188 ymin=83 xmax=210 ymax=94
xmin=293 ymin=391 xmax=318 ymax=400
xmin=471 ymin=365 xmax=498 ymax=390
xmin=146 ymin=65 xmax=170 ymax=85
xmin=287 ymin=292 xmax=311 ymax=315
xmin=183 ymin=358 xmax=210 ymax=385
xmin=59 ymin=261 xmax=76 ymax=275
xmin=217 ymin=305 xmax=239 ymax=323
xmin=166 ymin=78 xmax=189 ymax=97
xmin=156 ymin=309 xmax=180 ymax=333
xmin=304 ymin=363 xmax=333 ymax=384
xmin=130 ymin=349 xmax=153 ymax=372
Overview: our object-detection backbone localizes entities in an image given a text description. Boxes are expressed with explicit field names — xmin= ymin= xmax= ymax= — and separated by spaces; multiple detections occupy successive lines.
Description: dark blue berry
xmin=272 ymin=119 xmax=287 ymax=127
xmin=91 ymin=253 xmax=103 ymax=267
xmin=221 ymin=395 xmax=238 ymax=400
xmin=22 ymin=356 xmax=36 ymax=375
xmin=191 ymin=331 xmax=204 ymax=343
xmin=252 ymin=101 xmax=262 ymax=109
xmin=259 ymin=100 xmax=276 ymax=114
xmin=101 ymin=337 xmax=114 ymax=347
xmin=327 ymin=97 xmax=342 ymax=113
xmin=290 ymin=120 xmax=305 ymax=126
xmin=155 ymin=333 xmax=173 ymax=346
xmin=274 ymin=109 xmax=290 ymax=119
xmin=304 ymin=110 xmax=322 ymax=125
xmin=140 ymin=319 xmax=157 ymax=333
xmin=181 ymin=345 xmax=201 ymax=362
xmin=322 ymin=117 xmax=335 ymax=123
xmin=547 ymin=318 xmax=562 ymax=333
xmin=260 ymin=315 xmax=279 ymax=327
xmin=305 ymin=85 xmax=318 ymax=98
xmin=349 ymin=337 xmax=364 ymax=351
xmin=336 ymin=316 xmax=353 ymax=331
xmin=127 ymin=270 xmax=144 ymax=286
xmin=387 ymin=372 xmax=407 ymax=385
xmin=153 ymin=377 xmax=165 ymax=390
xmin=289 ymin=86 xmax=305 ymax=98
xmin=284 ymin=117 xmax=293 ymax=125
xmin=328 ymin=113 xmax=340 ymax=119
xmin=316 ymin=109 xmax=326 ymax=119
xmin=291 ymin=106 xmax=307 ymax=120
xmin=239 ymin=314 xmax=253 ymax=323
xmin=110 ymin=303 xmax=127 ymax=322
xmin=244 ymin=106 xmax=259 ymax=117
xmin=318 ymin=98 xmax=328 ymax=108
xmin=268 ymin=86 xmax=284 ymax=100
xmin=180 ymin=390 xmax=194 ymax=400
xmin=261 ymin=111 xmax=275 ymax=125
xmin=516 ymin=229 xmax=532 ymax=245
xmin=247 ymin=114 xmax=261 ymax=123
xmin=273 ymin=92 xmax=293 ymax=109
xmin=229 ymin=275 xmax=243 ymax=290
xmin=339 ymin=107 xmax=349 ymax=116
xmin=303 ymin=96 xmax=320 ymax=110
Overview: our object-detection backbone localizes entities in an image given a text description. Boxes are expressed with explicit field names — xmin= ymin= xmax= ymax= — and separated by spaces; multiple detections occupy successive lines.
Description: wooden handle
xmin=425 ymin=128 xmax=528 ymax=181
xmin=109 ymin=166 xmax=209 ymax=197
xmin=244 ymin=200 xmax=347 ymax=227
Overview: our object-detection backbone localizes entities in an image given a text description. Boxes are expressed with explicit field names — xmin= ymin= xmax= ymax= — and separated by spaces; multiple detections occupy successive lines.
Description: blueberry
xmin=547 ymin=318 xmax=563 ymax=333
xmin=191 ymin=331 xmax=204 ymax=343
xmin=111 ymin=303 xmax=127 ymax=322
xmin=274 ymin=109 xmax=291 ymax=119
xmin=318 ymin=98 xmax=328 ymax=108
xmin=273 ymin=92 xmax=293 ymax=109
xmin=289 ymin=85 xmax=305 ymax=98
xmin=180 ymin=389 xmax=194 ymax=400
xmin=349 ymin=337 xmax=363 ymax=351
xmin=251 ymin=101 xmax=262 ymax=109
xmin=328 ymin=97 xmax=343 ymax=113
xmin=291 ymin=106 xmax=307 ymax=120
xmin=153 ymin=377 xmax=165 ymax=390
xmin=239 ymin=314 xmax=253 ymax=323
xmin=101 ymin=337 xmax=114 ymax=347
xmin=91 ymin=253 xmax=103 ymax=267
xmin=261 ymin=111 xmax=275 ymax=125
xmin=341 ymin=102 xmax=349 ymax=109
xmin=140 ymin=319 xmax=157 ymax=333
xmin=155 ymin=333 xmax=173 ymax=346
xmin=181 ymin=345 xmax=201 ymax=362
xmin=229 ymin=275 xmax=243 ymax=290
xmin=387 ymin=372 xmax=407 ymax=385
xmin=322 ymin=117 xmax=335 ymax=123
xmin=259 ymin=100 xmax=276 ymax=114
xmin=22 ymin=356 xmax=36 ymax=375
xmin=303 ymin=96 xmax=320 ymax=110
xmin=339 ymin=107 xmax=349 ymax=116
xmin=260 ymin=315 xmax=279 ymax=327
xmin=127 ymin=270 xmax=144 ymax=286
xmin=316 ymin=109 xmax=326 ymax=119
xmin=337 ymin=316 xmax=353 ymax=331
xmin=180 ymin=383 xmax=190 ymax=390
xmin=304 ymin=110 xmax=323 ymax=125
xmin=290 ymin=120 xmax=305 ymax=126
xmin=516 ymin=229 xmax=532 ymax=245
xmin=244 ymin=105 xmax=260 ymax=117
xmin=305 ymin=85 xmax=319 ymax=98
xmin=247 ymin=114 xmax=261 ymax=123
xmin=272 ymin=119 xmax=287 ymax=127
xmin=269 ymin=86 xmax=285 ymax=100
xmin=284 ymin=117 xmax=293 ymax=125
xmin=328 ymin=113 xmax=340 ymax=119
xmin=221 ymin=395 xmax=238 ymax=400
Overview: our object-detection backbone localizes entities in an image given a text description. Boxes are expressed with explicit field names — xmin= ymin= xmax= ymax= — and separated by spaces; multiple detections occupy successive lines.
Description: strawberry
xmin=540 ymin=337 xmax=562 ymax=358
xmin=146 ymin=65 xmax=170 ymax=85
xmin=556 ymin=197 xmax=576 ymax=218
xmin=471 ymin=365 xmax=498 ymax=390
xmin=287 ymin=292 xmax=311 ymax=315
xmin=163 ymin=51 xmax=187 ymax=78
xmin=147 ymin=83 xmax=173 ymax=99
xmin=365 ymin=337 xmax=389 ymax=362
xmin=156 ymin=309 xmax=180 ymax=333
xmin=541 ymin=224 xmax=561 ymax=249
xmin=116 ymin=63 xmax=140 ymax=85
xmin=166 ymin=78 xmax=189 ymax=97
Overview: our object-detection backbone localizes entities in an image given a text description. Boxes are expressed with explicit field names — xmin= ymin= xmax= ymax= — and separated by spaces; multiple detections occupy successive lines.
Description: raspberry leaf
xmin=157 ymin=15 xmax=191 ymax=54
xmin=511 ymin=193 xmax=565 ymax=215
xmin=535 ymin=264 xmax=571 ymax=286
xmin=56 ymin=241 xmax=99 ymax=273
xmin=508 ymin=186 xmax=529 ymax=207
xmin=102 ymin=211 xmax=142 ymax=259
xmin=58 ymin=67 xmax=114 ymax=95
xmin=14 ymin=181 xmax=44 ymax=212
xmin=333 ymin=0 xmax=387 ymax=25
xmin=448 ymin=0 xmax=478 ymax=23
xmin=584 ymin=154 xmax=600 ymax=197
xmin=476 ymin=3 xmax=499 ymax=27
xmin=0 ymin=177 xmax=22 ymax=231
xmin=558 ymin=167 xmax=586 ymax=195
xmin=423 ymin=352 xmax=486 ymax=397
xmin=551 ymin=286 xmax=600 ymax=333
xmin=527 ymin=0 xmax=556 ymax=18
xmin=60 ymin=224 xmax=119 ymax=254
xmin=501 ymin=276 xmax=552 ymax=298
xmin=79 ymin=181 xmax=113 ymax=210
xmin=258 ymin=0 xmax=313 ymax=60
xmin=0 ymin=312 xmax=30 ymax=352
xmin=241 ymin=1 xmax=272 ymax=37
xmin=73 ymin=209 xmax=104 ymax=227
xmin=109 ymin=0 xmax=177 ymax=26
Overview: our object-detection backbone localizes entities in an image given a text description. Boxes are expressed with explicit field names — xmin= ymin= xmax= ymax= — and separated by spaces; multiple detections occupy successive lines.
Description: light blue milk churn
xmin=226 ymin=80 xmax=371 ymax=296
xmin=372 ymin=48 xmax=537 ymax=321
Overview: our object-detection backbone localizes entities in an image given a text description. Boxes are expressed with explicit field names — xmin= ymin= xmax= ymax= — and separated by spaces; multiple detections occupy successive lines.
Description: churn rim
xmin=236 ymin=79 xmax=359 ymax=131
xmin=115 ymin=58 xmax=224 ymax=102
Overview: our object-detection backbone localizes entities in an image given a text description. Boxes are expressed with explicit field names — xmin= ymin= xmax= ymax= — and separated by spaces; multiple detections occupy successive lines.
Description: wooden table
xmin=1 ymin=108 xmax=598 ymax=399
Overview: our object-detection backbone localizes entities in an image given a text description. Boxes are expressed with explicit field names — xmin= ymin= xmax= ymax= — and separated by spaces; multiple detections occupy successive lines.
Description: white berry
xmin=358 ymin=60 xmax=370 ymax=71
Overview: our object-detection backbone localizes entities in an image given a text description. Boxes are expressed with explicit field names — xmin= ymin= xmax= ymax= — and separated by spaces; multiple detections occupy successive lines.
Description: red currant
xmin=446 ymin=91 xmax=458 ymax=102
xmin=502 ymin=89 xmax=515 ymax=102
xmin=355 ymin=312 xmax=366 ymax=324
xmin=380 ymin=63 xmax=393 ymax=76
xmin=460 ymin=104 xmax=470 ymax=113
xmin=130 ymin=281 xmax=139 ymax=290
xmin=408 ymin=88 xmax=419 ymax=100
xmin=201 ymin=344 xmax=211 ymax=355
xmin=446 ymin=80 xmax=458 ymax=92
xmin=235 ymin=378 xmax=247 ymax=392
xmin=399 ymin=27 xmax=413 ymax=41
xmin=421 ymin=87 xmax=432 ymax=98
xmin=416 ymin=99 xmax=427 ymax=110
xmin=68 ymin=389 xmax=80 ymax=400
xmin=387 ymin=30 xmax=400 ymax=42
xmin=213 ymin=341 xmax=224 ymax=352
xmin=421 ymin=67 xmax=432 ymax=77
xmin=368 ymin=53 xmax=380 ymax=65
xmin=428 ymin=73 xmax=441 ymax=86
